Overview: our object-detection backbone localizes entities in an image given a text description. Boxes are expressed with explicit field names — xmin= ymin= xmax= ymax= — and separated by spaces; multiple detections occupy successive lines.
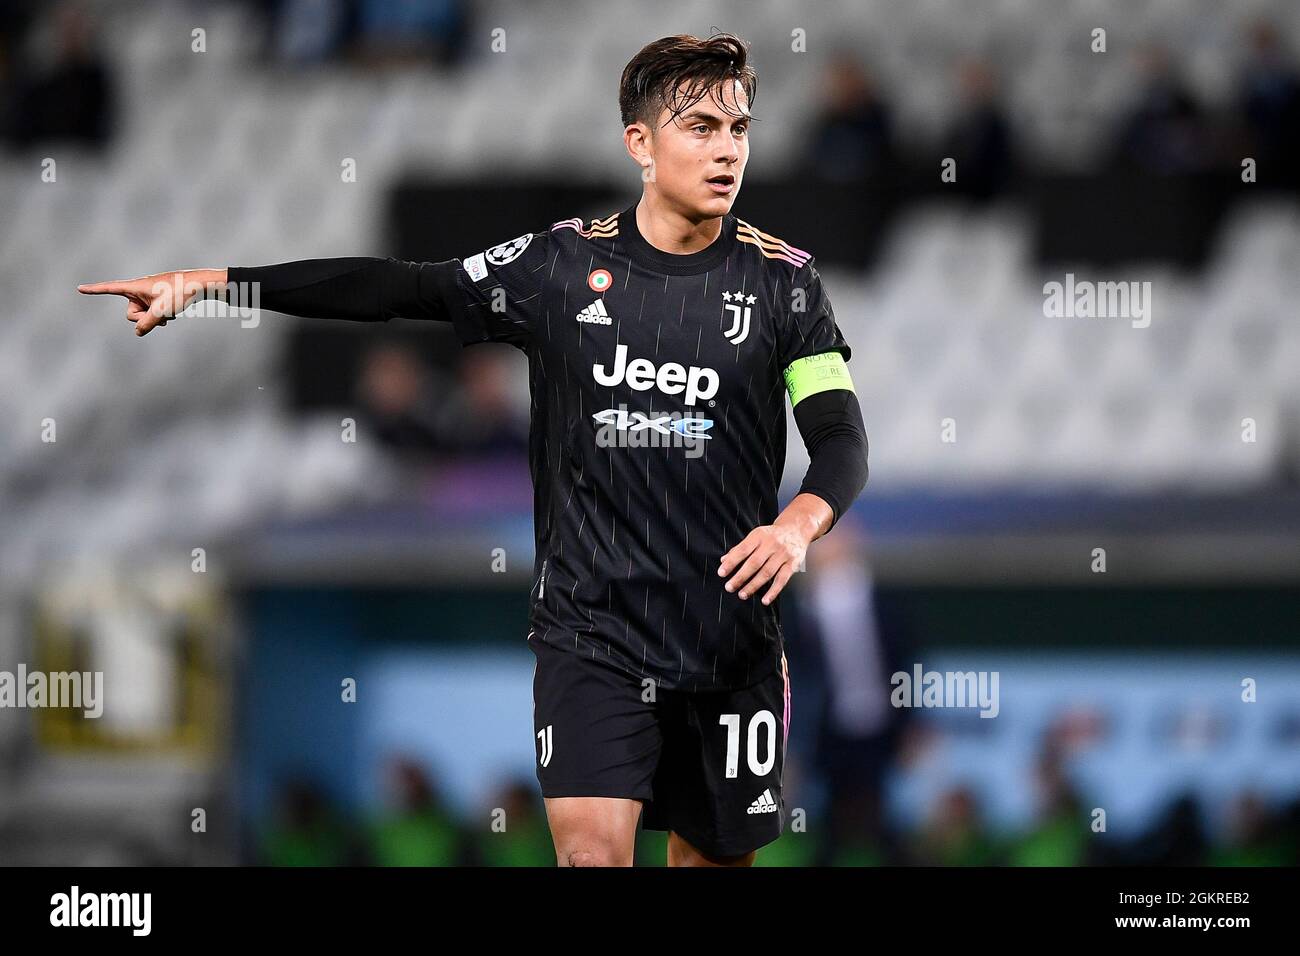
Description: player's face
xmin=642 ymin=81 xmax=750 ymax=221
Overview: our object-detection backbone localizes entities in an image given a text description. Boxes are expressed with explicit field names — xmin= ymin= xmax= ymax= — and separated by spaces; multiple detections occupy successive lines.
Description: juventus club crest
xmin=722 ymin=290 xmax=757 ymax=345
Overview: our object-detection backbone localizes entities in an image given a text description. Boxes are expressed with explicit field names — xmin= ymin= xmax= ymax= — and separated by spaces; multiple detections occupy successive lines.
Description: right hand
xmin=77 ymin=268 xmax=226 ymax=336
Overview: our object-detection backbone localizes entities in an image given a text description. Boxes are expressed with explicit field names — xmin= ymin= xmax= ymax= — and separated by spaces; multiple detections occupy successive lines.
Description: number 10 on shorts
xmin=718 ymin=711 xmax=777 ymax=778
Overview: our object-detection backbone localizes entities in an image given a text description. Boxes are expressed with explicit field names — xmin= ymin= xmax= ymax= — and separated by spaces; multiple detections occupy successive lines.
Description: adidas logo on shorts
xmin=576 ymin=300 xmax=612 ymax=325
xmin=747 ymin=789 xmax=779 ymax=814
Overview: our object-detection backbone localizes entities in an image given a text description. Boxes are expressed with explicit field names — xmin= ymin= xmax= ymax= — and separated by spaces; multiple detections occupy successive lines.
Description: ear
xmin=624 ymin=122 xmax=653 ymax=169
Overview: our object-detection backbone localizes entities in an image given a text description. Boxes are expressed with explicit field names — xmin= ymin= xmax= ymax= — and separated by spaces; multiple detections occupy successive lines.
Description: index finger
xmin=77 ymin=280 xmax=142 ymax=296
xmin=718 ymin=529 xmax=761 ymax=576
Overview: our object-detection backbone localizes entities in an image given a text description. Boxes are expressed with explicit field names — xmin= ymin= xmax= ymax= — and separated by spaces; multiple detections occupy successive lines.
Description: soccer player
xmin=79 ymin=33 xmax=869 ymax=867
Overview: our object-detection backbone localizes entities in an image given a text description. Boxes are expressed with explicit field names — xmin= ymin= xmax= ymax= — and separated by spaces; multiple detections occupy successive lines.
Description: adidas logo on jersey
xmin=747 ymin=789 xmax=779 ymax=814
xmin=576 ymin=300 xmax=612 ymax=325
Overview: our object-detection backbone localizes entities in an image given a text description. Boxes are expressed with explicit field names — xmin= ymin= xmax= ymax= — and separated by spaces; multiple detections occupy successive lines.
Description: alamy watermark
xmin=0 ymin=664 xmax=103 ymax=718
xmin=1043 ymin=273 xmax=1151 ymax=328
xmin=50 ymin=886 xmax=150 ymax=936
xmin=891 ymin=664 xmax=1000 ymax=718
xmin=593 ymin=404 xmax=713 ymax=460
xmin=148 ymin=274 xmax=262 ymax=328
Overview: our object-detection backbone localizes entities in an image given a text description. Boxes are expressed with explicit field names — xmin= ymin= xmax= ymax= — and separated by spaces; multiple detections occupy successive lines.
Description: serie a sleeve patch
xmin=783 ymin=351 xmax=854 ymax=406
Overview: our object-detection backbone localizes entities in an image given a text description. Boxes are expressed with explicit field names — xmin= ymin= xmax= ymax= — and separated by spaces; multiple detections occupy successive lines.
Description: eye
xmin=733 ymin=124 xmax=748 ymax=136
xmin=694 ymin=124 xmax=710 ymax=134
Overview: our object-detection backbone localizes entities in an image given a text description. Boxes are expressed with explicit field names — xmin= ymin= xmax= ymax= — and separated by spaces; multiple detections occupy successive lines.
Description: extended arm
xmin=78 ymin=257 xmax=462 ymax=335
xmin=225 ymin=258 xmax=462 ymax=323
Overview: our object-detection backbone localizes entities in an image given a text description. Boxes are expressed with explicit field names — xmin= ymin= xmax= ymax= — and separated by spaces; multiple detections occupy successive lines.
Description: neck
xmin=636 ymin=193 xmax=723 ymax=255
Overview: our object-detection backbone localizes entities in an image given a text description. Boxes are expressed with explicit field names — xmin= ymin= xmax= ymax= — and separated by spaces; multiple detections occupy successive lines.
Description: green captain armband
xmin=782 ymin=351 xmax=854 ymax=406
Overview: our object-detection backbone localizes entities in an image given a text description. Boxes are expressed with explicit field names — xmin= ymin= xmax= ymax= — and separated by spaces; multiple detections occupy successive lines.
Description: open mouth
xmin=706 ymin=173 xmax=735 ymax=193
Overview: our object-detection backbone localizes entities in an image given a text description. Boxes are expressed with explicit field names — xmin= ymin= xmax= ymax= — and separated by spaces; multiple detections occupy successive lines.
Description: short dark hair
xmin=618 ymin=33 xmax=758 ymax=130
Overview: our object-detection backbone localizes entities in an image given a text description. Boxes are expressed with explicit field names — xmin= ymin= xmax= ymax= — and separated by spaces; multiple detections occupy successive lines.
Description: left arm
xmin=718 ymin=386 xmax=869 ymax=604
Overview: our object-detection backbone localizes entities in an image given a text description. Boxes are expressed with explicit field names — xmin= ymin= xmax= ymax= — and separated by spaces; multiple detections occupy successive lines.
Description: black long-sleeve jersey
xmin=230 ymin=203 xmax=864 ymax=691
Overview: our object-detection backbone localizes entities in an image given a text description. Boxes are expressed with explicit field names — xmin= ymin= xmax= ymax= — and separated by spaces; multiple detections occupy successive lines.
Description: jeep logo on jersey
xmin=592 ymin=344 xmax=719 ymax=406
xmin=485 ymin=233 xmax=533 ymax=266
xmin=722 ymin=290 xmax=756 ymax=345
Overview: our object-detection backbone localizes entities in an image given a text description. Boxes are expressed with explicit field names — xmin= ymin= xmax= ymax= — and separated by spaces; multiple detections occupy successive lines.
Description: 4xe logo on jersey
xmin=594 ymin=406 xmax=713 ymax=458
xmin=592 ymin=344 xmax=719 ymax=406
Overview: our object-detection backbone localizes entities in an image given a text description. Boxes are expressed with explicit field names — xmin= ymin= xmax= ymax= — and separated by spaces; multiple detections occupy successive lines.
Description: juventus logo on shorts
xmin=537 ymin=724 xmax=554 ymax=767
xmin=722 ymin=290 xmax=756 ymax=345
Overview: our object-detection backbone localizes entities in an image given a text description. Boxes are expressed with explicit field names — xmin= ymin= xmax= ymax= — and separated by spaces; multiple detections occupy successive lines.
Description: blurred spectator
xmin=1 ymin=2 xmax=115 ymax=152
xmin=802 ymin=53 xmax=895 ymax=184
xmin=911 ymin=785 xmax=1002 ymax=866
xmin=250 ymin=0 xmax=471 ymax=69
xmin=1237 ymin=20 xmax=1300 ymax=190
xmin=355 ymin=343 xmax=527 ymax=464
xmin=258 ymin=777 xmax=355 ymax=865
xmin=476 ymin=778 xmax=554 ymax=867
xmin=364 ymin=756 xmax=464 ymax=866
xmin=1163 ymin=700 xmax=1229 ymax=753
xmin=0 ymin=2 xmax=40 ymax=118
xmin=268 ymin=0 xmax=357 ymax=65
xmin=352 ymin=0 xmax=470 ymax=69
xmin=429 ymin=348 xmax=529 ymax=458
xmin=790 ymin=519 xmax=914 ymax=866
xmin=1131 ymin=792 xmax=1209 ymax=866
xmin=1280 ymin=799 xmax=1300 ymax=865
xmin=940 ymin=58 xmax=1015 ymax=200
xmin=1112 ymin=44 xmax=1211 ymax=175
xmin=1005 ymin=741 xmax=1092 ymax=866
xmin=355 ymin=343 xmax=443 ymax=461
xmin=1208 ymin=792 xmax=1290 ymax=866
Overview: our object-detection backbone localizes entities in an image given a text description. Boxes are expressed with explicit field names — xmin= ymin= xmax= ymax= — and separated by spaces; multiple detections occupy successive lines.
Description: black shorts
xmin=529 ymin=635 xmax=790 ymax=858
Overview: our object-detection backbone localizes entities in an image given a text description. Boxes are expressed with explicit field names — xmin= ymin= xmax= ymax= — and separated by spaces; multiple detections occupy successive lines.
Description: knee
xmin=560 ymin=844 xmax=632 ymax=867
